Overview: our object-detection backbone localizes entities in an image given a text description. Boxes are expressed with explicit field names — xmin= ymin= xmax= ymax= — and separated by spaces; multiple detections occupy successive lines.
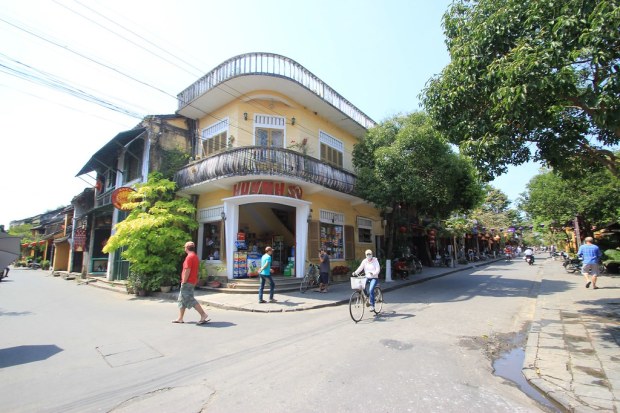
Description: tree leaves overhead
xmin=423 ymin=0 xmax=620 ymax=180
xmin=352 ymin=112 xmax=483 ymax=219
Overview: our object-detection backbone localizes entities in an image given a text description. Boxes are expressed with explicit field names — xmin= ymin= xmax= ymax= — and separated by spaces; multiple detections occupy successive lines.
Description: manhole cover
xmin=96 ymin=340 xmax=163 ymax=367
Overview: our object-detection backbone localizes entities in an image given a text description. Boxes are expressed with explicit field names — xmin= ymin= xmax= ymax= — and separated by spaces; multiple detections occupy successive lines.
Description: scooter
xmin=563 ymin=257 xmax=582 ymax=273
xmin=525 ymin=254 xmax=535 ymax=265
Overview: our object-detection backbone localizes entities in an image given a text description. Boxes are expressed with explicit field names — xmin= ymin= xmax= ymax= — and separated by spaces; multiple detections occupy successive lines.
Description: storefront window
xmin=202 ymin=222 xmax=221 ymax=261
xmin=320 ymin=223 xmax=344 ymax=260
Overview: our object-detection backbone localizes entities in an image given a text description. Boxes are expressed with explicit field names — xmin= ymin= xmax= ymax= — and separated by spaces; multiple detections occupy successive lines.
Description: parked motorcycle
xmin=563 ymin=257 xmax=582 ymax=273
xmin=393 ymin=254 xmax=424 ymax=279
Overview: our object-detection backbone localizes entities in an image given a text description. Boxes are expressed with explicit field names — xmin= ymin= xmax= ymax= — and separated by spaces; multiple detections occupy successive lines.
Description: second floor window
xmin=320 ymin=131 xmax=343 ymax=168
xmin=201 ymin=119 xmax=229 ymax=156
xmin=203 ymin=131 xmax=227 ymax=155
xmin=256 ymin=128 xmax=283 ymax=148
xmin=123 ymin=139 xmax=143 ymax=183
xmin=255 ymin=115 xmax=285 ymax=148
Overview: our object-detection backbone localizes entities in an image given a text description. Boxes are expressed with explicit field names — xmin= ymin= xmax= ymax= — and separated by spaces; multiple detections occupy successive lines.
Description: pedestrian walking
xmin=172 ymin=241 xmax=209 ymax=324
xmin=258 ymin=246 xmax=276 ymax=303
xmin=318 ymin=248 xmax=330 ymax=292
xmin=578 ymin=237 xmax=603 ymax=289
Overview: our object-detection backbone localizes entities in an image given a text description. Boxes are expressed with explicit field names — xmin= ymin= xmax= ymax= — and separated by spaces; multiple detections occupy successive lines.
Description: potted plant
xmin=197 ymin=261 xmax=208 ymax=287
xmin=155 ymin=271 xmax=177 ymax=293
xmin=127 ymin=271 xmax=147 ymax=296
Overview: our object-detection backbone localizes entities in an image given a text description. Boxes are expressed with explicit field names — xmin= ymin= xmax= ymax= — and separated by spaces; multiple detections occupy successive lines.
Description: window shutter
xmin=309 ymin=221 xmax=320 ymax=258
xmin=345 ymin=225 xmax=354 ymax=260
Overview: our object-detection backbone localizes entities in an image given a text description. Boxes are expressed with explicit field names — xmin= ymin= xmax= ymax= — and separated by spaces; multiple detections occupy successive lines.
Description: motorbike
xmin=392 ymin=254 xmax=423 ymax=279
xmin=552 ymin=251 xmax=569 ymax=261
xmin=525 ymin=254 xmax=535 ymax=265
xmin=563 ymin=257 xmax=582 ymax=273
xmin=27 ymin=261 xmax=41 ymax=269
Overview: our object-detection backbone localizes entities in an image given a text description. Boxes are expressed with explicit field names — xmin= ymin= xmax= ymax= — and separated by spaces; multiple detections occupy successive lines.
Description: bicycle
xmin=349 ymin=274 xmax=383 ymax=322
xmin=300 ymin=262 xmax=320 ymax=293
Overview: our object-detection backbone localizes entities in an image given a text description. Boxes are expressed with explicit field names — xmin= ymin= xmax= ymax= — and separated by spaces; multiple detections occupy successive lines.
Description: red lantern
xmin=429 ymin=229 xmax=436 ymax=236
xmin=399 ymin=226 xmax=407 ymax=233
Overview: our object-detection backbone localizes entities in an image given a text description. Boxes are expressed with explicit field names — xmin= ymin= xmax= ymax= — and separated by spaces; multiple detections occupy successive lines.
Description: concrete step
xmin=200 ymin=276 xmax=304 ymax=294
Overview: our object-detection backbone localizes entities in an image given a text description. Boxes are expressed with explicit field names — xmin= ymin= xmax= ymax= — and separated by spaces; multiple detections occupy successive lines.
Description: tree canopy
xmin=103 ymin=173 xmax=197 ymax=288
xmin=352 ymin=112 xmax=484 ymax=219
xmin=519 ymin=166 xmax=620 ymax=231
xmin=470 ymin=185 xmax=520 ymax=231
xmin=422 ymin=0 xmax=620 ymax=180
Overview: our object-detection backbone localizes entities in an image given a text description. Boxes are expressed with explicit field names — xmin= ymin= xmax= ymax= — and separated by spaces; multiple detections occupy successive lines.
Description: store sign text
xmin=233 ymin=181 xmax=303 ymax=199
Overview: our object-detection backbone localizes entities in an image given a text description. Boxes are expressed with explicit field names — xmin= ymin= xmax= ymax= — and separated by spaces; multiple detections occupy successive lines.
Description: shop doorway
xmin=237 ymin=203 xmax=296 ymax=275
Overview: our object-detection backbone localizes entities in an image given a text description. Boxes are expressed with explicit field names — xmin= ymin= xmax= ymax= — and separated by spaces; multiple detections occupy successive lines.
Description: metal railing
xmin=95 ymin=189 xmax=114 ymax=208
xmin=177 ymin=52 xmax=376 ymax=130
xmin=174 ymin=146 xmax=357 ymax=194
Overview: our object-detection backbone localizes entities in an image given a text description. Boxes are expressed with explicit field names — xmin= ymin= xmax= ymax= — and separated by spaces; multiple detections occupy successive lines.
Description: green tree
xmin=519 ymin=167 xmax=620 ymax=236
xmin=103 ymin=173 xmax=197 ymax=291
xmin=352 ymin=112 xmax=484 ymax=257
xmin=422 ymin=0 xmax=620 ymax=180
xmin=471 ymin=185 xmax=519 ymax=232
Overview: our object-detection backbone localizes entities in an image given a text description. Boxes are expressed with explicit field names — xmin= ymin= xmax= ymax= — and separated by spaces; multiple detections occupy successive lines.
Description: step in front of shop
xmin=199 ymin=276 xmax=303 ymax=294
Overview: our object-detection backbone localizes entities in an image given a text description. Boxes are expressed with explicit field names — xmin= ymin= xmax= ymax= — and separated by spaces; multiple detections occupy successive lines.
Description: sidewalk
xmin=523 ymin=259 xmax=620 ymax=413
xmin=186 ymin=261 xmax=465 ymax=313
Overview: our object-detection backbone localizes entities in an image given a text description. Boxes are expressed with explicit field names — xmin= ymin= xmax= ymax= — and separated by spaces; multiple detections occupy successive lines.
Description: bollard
xmin=385 ymin=260 xmax=393 ymax=282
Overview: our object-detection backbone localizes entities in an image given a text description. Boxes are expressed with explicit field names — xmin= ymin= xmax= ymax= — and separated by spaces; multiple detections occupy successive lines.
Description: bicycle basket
xmin=350 ymin=276 xmax=367 ymax=290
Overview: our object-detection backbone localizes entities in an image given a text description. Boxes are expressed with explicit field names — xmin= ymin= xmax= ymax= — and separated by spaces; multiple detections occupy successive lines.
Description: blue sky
xmin=0 ymin=0 xmax=535 ymax=227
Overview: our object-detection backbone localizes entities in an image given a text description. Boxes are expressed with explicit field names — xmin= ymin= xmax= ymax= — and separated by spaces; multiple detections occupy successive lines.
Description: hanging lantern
xmin=399 ymin=226 xmax=407 ymax=233
xmin=429 ymin=229 xmax=436 ymax=237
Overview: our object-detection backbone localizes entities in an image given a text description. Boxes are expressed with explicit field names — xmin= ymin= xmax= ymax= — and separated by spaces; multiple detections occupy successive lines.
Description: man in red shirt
xmin=173 ymin=241 xmax=209 ymax=325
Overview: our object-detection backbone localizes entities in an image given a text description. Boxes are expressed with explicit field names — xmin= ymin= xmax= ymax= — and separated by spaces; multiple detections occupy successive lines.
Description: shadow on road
xmin=0 ymin=344 xmax=63 ymax=368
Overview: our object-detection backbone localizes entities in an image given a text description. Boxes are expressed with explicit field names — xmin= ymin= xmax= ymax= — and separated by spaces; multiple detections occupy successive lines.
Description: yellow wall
xmin=197 ymin=91 xmax=359 ymax=170
xmin=53 ymin=243 xmax=70 ymax=271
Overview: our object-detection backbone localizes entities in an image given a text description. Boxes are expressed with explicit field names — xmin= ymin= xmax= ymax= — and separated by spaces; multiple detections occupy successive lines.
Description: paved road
xmin=1 ymin=261 xmax=552 ymax=412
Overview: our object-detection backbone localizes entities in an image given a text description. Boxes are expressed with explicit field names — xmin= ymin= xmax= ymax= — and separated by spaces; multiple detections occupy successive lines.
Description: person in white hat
xmin=352 ymin=249 xmax=381 ymax=311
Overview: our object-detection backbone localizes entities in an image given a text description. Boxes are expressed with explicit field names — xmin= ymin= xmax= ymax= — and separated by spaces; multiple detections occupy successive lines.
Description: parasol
xmin=0 ymin=232 xmax=21 ymax=269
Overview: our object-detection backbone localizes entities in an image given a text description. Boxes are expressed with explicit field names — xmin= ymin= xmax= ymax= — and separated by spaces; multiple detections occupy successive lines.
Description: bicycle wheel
xmin=349 ymin=290 xmax=364 ymax=322
xmin=300 ymin=273 xmax=311 ymax=293
xmin=373 ymin=287 xmax=384 ymax=314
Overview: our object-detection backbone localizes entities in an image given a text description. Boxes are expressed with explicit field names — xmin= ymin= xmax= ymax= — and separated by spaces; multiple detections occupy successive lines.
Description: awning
xmin=53 ymin=235 xmax=71 ymax=245
xmin=76 ymin=128 xmax=146 ymax=176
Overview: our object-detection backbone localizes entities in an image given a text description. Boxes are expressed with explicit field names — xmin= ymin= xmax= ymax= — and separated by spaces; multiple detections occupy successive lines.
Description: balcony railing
xmin=177 ymin=52 xmax=376 ymax=130
xmin=174 ymin=146 xmax=357 ymax=194
xmin=96 ymin=189 xmax=114 ymax=209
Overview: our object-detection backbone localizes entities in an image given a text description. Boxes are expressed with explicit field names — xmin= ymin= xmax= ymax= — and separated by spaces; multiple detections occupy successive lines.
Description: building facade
xmin=173 ymin=52 xmax=382 ymax=279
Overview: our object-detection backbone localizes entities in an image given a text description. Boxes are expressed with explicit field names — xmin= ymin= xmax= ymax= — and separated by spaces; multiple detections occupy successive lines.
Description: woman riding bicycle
xmin=352 ymin=249 xmax=381 ymax=312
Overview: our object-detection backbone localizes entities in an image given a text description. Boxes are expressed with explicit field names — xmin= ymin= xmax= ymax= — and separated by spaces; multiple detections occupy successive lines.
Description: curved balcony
xmin=176 ymin=52 xmax=376 ymax=135
xmin=174 ymin=146 xmax=357 ymax=194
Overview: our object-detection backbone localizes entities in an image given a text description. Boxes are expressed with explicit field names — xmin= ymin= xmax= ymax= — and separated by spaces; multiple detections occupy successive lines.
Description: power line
xmin=0 ymin=53 xmax=144 ymax=119
xmin=53 ymin=1 xmax=351 ymax=147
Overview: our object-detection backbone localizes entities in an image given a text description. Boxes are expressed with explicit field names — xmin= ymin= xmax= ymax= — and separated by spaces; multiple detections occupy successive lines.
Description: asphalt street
xmin=1 ymin=256 xmax=617 ymax=412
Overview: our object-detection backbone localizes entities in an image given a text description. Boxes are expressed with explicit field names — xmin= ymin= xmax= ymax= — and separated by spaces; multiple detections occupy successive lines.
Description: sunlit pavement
xmin=523 ymin=259 xmax=620 ymax=412
xmin=34 ymin=254 xmax=620 ymax=411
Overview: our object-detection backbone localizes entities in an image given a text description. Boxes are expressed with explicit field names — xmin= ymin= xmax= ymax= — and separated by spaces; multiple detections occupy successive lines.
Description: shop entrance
xmin=222 ymin=194 xmax=311 ymax=280
xmin=235 ymin=203 xmax=296 ymax=276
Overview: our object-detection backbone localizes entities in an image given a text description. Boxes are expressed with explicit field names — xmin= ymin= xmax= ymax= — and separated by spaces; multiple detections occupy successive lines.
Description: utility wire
xmin=0 ymin=54 xmax=144 ymax=119
xmin=55 ymin=0 xmax=347 ymax=145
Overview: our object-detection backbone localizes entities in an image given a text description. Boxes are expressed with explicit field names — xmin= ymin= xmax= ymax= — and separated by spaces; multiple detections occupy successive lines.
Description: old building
xmin=173 ymin=52 xmax=381 ymax=279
